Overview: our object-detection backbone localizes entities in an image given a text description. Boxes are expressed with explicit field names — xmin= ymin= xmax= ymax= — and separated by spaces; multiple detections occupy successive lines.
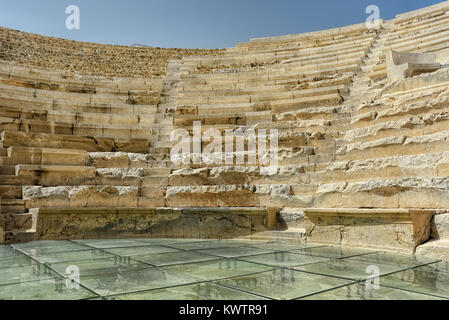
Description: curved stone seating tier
xmin=0 ymin=27 xmax=224 ymax=79
xmin=366 ymin=3 xmax=449 ymax=82
xmin=186 ymin=40 xmax=374 ymax=71
xmin=0 ymin=61 xmax=164 ymax=92
xmin=0 ymin=82 xmax=161 ymax=105
xmin=178 ymin=74 xmax=354 ymax=97
xmin=235 ymin=33 xmax=374 ymax=52
xmin=393 ymin=1 xmax=449 ymax=25
xmin=0 ymin=107 xmax=162 ymax=128
xmin=184 ymin=47 xmax=370 ymax=72
xmin=236 ymin=22 xmax=371 ymax=47
xmin=387 ymin=20 xmax=449 ymax=47
xmin=390 ymin=12 xmax=449 ymax=35
xmin=0 ymin=131 xmax=151 ymax=153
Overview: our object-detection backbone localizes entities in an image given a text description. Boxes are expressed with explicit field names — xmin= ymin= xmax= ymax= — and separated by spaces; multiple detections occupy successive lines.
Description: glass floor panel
xmin=72 ymin=239 xmax=160 ymax=249
xmin=0 ymin=239 xmax=447 ymax=300
xmin=46 ymin=257 xmax=153 ymax=277
xmin=379 ymin=262 xmax=449 ymax=299
xmin=78 ymin=267 xmax=199 ymax=296
xmin=248 ymin=241 xmax=324 ymax=252
xmin=163 ymin=241 xmax=245 ymax=251
xmin=293 ymin=245 xmax=377 ymax=259
xmin=299 ymin=283 xmax=446 ymax=300
xmin=197 ymin=246 xmax=274 ymax=258
xmin=103 ymin=245 xmax=179 ymax=257
xmin=293 ymin=257 xmax=413 ymax=281
xmin=103 ymin=283 xmax=265 ymax=300
xmin=217 ymin=269 xmax=353 ymax=300
xmin=347 ymin=251 xmax=440 ymax=268
xmin=23 ymin=248 xmax=114 ymax=264
xmin=0 ymin=254 xmax=36 ymax=269
xmin=12 ymin=240 xmax=91 ymax=254
xmin=0 ymin=264 xmax=59 ymax=286
xmin=0 ymin=278 xmax=97 ymax=300
xmin=133 ymin=251 xmax=220 ymax=267
xmin=0 ymin=246 xmax=27 ymax=259
xmin=166 ymin=259 xmax=273 ymax=281
xmin=238 ymin=252 xmax=330 ymax=268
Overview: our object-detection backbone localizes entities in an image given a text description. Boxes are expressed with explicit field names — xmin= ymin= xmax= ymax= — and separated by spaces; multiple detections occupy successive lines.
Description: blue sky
xmin=0 ymin=0 xmax=444 ymax=49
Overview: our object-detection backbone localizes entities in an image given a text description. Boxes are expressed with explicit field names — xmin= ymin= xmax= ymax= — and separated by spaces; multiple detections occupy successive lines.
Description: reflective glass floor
xmin=0 ymin=239 xmax=448 ymax=300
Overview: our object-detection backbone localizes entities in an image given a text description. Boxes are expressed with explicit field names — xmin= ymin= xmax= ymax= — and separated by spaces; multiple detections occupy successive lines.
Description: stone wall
xmin=0 ymin=27 xmax=224 ymax=78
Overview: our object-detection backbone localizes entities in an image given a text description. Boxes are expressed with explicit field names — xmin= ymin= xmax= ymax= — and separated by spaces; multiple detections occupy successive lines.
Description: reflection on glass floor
xmin=0 ymin=238 xmax=447 ymax=300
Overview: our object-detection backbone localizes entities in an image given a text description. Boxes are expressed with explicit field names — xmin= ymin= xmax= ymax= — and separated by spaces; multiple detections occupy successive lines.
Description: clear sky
xmin=0 ymin=0 xmax=445 ymax=49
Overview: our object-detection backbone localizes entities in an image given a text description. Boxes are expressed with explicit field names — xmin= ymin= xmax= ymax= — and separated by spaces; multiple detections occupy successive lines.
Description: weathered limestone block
xmin=315 ymin=178 xmax=449 ymax=209
xmin=6 ymin=147 xmax=89 ymax=166
xmin=169 ymin=168 xmax=210 ymax=186
xmin=23 ymin=185 xmax=139 ymax=208
xmin=89 ymin=152 xmax=156 ymax=168
xmin=0 ymin=212 xmax=33 ymax=232
xmin=324 ymin=152 xmax=447 ymax=183
xmin=176 ymin=105 xmax=198 ymax=115
xmin=431 ymin=213 xmax=449 ymax=239
xmin=304 ymin=208 xmax=435 ymax=253
xmin=1 ymin=131 xmax=115 ymax=152
xmin=166 ymin=184 xmax=269 ymax=207
xmin=387 ymin=50 xmax=441 ymax=83
xmin=277 ymin=208 xmax=305 ymax=229
xmin=95 ymin=168 xmax=143 ymax=186
xmin=0 ymin=186 xmax=22 ymax=200
xmin=278 ymin=131 xmax=309 ymax=147
xmin=33 ymin=207 xmax=273 ymax=240
xmin=16 ymin=165 xmax=97 ymax=186
xmin=416 ymin=240 xmax=449 ymax=260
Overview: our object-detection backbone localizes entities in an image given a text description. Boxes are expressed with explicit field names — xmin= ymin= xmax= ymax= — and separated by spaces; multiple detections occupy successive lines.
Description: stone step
xmin=15 ymin=165 xmax=172 ymax=187
xmin=0 ymin=165 xmax=14 ymax=175
xmin=315 ymin=177 xmax=449 ymax=209
xmin=1 ymin=199 xmax=26 ymax=213
xmin=0 ymin=82 xmax=161 ymax=105
xmin=0 ymin=62 xmax=163 ymax=91
xmin=1 ymin=212 xmax=33 ymax=233
xmin=174 ymin=111 xmax=272 ymax=126
xmin=22 ymin=185 xmax=141 ymax=209
xmin=317 ymin=152 xmax=449 ymax=185
xmin=181 ymin=65 xmax=361 ymax=85
xmin=207 ymin=37 xmax=371 ymax=63
xmin=416 ymin=240 xmax=449 ymax=261
xmin=5 ymin=229 xmax=36 ymax=244
xmin=168 ymin=165 xmax=310 ymax=186
xmin=0 ymin=117 xmax=157 ymax=140
xmin=89 ymin=152 xmax=173 ymax=169
xmin=338 ymin=130 xmax=449 ymax=161
xmin=178 ymin=85 xmax=347 ymax=105
xmin=0 ymin=185 xmax=22 ymax=199
xmin=1 ymin=131 xmax=150 ymax=154
xmin=143 ymin=168 xmax=172 ymax=177
xmin=0 ymin=176 xmax=37 ymax=186
xmin=1 ymin=146 xmax=89 ymax=166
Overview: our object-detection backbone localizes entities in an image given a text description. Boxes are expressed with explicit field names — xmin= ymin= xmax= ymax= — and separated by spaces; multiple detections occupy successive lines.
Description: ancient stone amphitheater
xmin=2 ymin=1 xmax=449 ymax=261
